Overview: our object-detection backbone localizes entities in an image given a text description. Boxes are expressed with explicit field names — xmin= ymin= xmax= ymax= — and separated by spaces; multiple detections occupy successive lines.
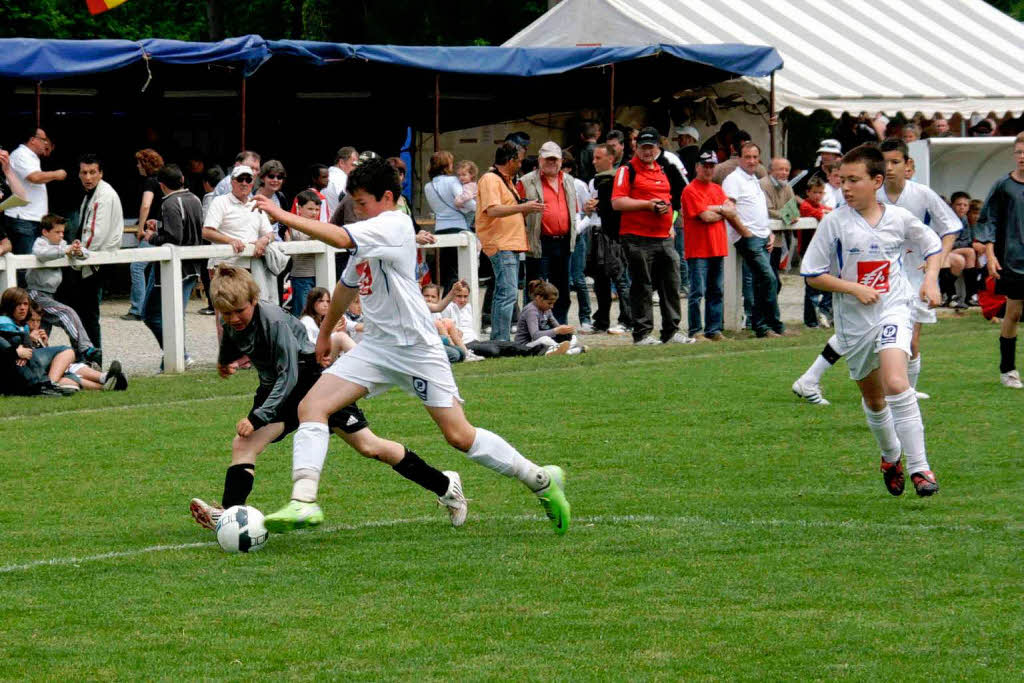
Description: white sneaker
xmin=464 ymin=351 xmax=486 ymax=362
xmin=634 ymin=336 xmax=660 ymax=346
xmin=545 ymin=341 xmax=571 ymax=355
xmin=567 ymin=346 xmax=588 ymax=355
xmin=915 ymin=391 xmax=931 ymax=400
xmin=1000 ymin=369 xmax=1023 ymax=389
xmin=438 ymin=471 xmax=468 ymax=527
xmin=580 ymin=322 xmax=595 ymax=334
xmin=606 ymin=324 xmax=627 ymax=335
xmin=663 ymin=332 xmax=696 ymax=345
xmin=185 ymin=356 xmax=196 ymax=370
xmin=189 ymin=498 xmax=223 ymax=531
xmin=791 ymin=376 xmax=831 ymax=406
xmin=818 ymin=313 xmax=832 ymax=329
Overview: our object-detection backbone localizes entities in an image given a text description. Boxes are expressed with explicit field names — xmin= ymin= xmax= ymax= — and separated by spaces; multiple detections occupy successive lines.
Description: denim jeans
xmin=735 ymin=236 xmax=783 ymax=336
xmin=803 ymin=283 xmax=833 ymax=326
xmin=687 ymin=257 xmax=724 ymax=336
xmin=7 ymin=217 xmax=39 ymax=255
xmin=569 ymin=230 xmax=592 ymax=325
xmin=143 ymin=269 xmax=198 ymax=363
xmin=673 ymin=214 xmax=688 ymax=292
xmin=741 ymin=261 xmax=753 ymax=328
xmin=488 ymin=250 xmax=519 ymax=342
xmin=290 ymin=276 xmax=316 ymax=317
xmin=128 ymin=240 xmax=152 ymax=316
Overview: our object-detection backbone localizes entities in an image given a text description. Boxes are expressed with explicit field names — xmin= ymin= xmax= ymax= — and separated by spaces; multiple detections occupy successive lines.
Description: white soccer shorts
xmin=324 ymin=341 xmax=464 ymax=408
xmin=844 ymin=320 xmax=913 ymax=381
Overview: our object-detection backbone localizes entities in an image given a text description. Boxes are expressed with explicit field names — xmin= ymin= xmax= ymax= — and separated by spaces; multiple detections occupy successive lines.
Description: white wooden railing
xmin=0 ymin=232 xmax=480 ymax=373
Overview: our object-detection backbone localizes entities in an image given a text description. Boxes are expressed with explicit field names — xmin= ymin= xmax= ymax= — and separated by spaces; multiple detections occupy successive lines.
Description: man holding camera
xmin=612 ymin=127 xmax=693 ymax=345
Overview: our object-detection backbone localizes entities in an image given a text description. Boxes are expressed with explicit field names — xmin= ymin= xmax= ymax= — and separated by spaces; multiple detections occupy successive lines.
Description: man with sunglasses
xmin=203 ymin=165 xmax=275 ymax=270
xmin=4 ymin=128 xmax=67 ymax=258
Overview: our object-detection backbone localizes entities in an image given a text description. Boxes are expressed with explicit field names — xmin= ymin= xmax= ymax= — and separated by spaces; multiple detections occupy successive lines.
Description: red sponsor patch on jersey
xmin=356 ymin=261 xmax=373 ymax=295
xmin=857 ymin=260 xmax=890 ymax=293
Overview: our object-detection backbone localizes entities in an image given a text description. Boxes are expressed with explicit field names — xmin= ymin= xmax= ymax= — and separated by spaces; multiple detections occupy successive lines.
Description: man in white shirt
xmin=203 ymin=165 xmax=275 ymax=269
xmin=722 ymin=141 xmax=785 ymax=337
xmin=252 ymin=157 xmax=572 ymax=536
xmin=213 ymin=150 xmax=261 ymax=197
xmin=325 ymin=146 xmax=358 ymax=216
xmin=4 ymin=128 xmax=66 ymax=256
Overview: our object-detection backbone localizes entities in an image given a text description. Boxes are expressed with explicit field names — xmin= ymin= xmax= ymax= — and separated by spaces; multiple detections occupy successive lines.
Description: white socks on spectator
xmin=292 ymin=422 xmax=329 ymax=502
xmin=804 ymin=355 xmax=834 ymax=385
xmin=467 ymin=427 xmax=549 ymax=492
xmin=885 ymin=388 xmax=930 ymax=474
xmin=862 ymin=399 xmax=901 ymax=463
xmin=908 ymin=355 xmax=922 ymax=389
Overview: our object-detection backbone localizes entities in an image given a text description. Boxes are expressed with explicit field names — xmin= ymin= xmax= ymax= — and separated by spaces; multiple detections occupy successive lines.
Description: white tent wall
xmin=908 ymin=137 xmax=1020 ymax=202
xmin=505 ymin=0 xmax=1024 ymax=119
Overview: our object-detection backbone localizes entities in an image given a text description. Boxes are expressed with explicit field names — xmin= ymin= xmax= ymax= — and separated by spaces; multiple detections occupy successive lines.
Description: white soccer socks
xmin=861 ymin=399 xmax=901 ymax=463
xmin=908 ymin=355 xmax=922 ymax=390
xmin=885 ymin=388 xmax=930 ymax=474
xmin=804 ymin=355 xmax=834 ymax=386
xmin=467 ymin=427 xmax=549 ymax=491
xmin=292 ymin=421 xmax=330 ymax=502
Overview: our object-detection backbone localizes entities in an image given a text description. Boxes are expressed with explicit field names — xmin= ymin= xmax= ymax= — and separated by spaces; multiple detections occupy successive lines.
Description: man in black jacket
xmin=139 ymin=164 xmax=205 ymax=370
xmin=586 ymin=143 xmax=632 ymax=334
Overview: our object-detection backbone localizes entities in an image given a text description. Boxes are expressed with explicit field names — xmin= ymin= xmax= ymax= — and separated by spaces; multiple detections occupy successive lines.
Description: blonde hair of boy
xmin=210 ymin=264 xmax=260 ymax=310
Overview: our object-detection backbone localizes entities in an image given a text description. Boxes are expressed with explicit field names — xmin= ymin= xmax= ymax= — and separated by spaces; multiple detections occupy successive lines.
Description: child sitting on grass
xmin=26 ymin=302 xmax=126 ymax=391
xmin=516 ymin=280 xmax=585 ymax=355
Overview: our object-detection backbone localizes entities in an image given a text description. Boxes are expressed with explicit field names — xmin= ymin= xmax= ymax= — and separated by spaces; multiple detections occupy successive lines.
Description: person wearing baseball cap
xmin=674 ymin=125 xmax=701 ymax=180
xmin=793 ymin=139 xmax=843 ymax=198
xmin=515 ymin=140 xmax=579 ymax=327
xmin=611 ymin=126 xmax=694 ymax=345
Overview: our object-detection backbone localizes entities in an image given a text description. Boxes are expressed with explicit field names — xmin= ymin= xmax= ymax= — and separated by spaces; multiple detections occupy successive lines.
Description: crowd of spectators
xmin=0 ymin=110 xmax=1019 ymax=393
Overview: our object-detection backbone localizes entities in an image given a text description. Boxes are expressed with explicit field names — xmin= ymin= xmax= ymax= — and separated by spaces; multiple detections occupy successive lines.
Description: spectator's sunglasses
xmin=264 ymin=174 xmax=285 ymax=180
xmin=234 ymin=175 xmax=254 ymax=183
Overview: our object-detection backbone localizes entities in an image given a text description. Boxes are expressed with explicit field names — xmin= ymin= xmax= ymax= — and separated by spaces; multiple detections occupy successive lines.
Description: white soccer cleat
xmin=189 ymin=498 xmax=223 ymax=531
xmin=438 ymin=471 xmax=468 ymax=527
xmin=792 ymin=377 xmax=831 ymax=406
xmin=1000 ymin=370 xmax=1023 ymax=389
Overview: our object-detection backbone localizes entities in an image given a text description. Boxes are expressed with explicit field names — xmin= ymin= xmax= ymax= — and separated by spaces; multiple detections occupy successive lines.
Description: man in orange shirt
xmin=475 ymin=142 xmax=544 ymax=341
xmin=612 ymin=127 xmax=693 ymax=345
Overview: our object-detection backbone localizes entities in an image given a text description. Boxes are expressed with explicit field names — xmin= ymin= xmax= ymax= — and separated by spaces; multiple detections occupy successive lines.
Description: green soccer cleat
xmin=263 ymin=500 xmax=325 ymax=533
xmin=536 ymin=465 xmax=570 ymax=535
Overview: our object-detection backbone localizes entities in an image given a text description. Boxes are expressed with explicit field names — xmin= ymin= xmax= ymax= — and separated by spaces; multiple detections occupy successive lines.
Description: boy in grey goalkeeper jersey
xmin=188 ymin=264 xmax=468 ymax=532
xmin=976 ymin=133 xmax=1024 ymax=389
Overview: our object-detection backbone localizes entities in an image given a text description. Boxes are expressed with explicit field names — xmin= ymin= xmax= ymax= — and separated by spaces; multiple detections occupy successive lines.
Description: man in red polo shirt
xmin=517 ymin=141 xmax=577 ymax=324
xmin=682 ymin=151 xmax=749 ymax=341
xmin=612 ymin=127 xmax=693 ymax=345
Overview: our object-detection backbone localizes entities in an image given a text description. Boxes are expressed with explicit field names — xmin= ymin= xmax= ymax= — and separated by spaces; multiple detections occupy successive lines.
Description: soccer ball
xmin=215 ymin=505 xmax=269 ymax=553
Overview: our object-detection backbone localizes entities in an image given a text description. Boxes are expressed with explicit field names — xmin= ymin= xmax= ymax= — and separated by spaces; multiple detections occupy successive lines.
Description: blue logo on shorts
xmin=412 ymin=377 xmax=429 ymax=401
xmin=880 ymin=324 xmax=898 ymax=344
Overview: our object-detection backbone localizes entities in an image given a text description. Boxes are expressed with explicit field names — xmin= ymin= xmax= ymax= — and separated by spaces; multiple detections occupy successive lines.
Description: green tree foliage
xmin=0 ymin=0 xmax=547 ymax=44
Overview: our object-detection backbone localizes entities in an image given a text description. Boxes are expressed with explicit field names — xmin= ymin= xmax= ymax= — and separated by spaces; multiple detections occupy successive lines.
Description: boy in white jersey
xmin=792 ymin=138 xmax=960 ymax=405
xmin=800 ymin=145 xmax=942 ymax=497
xmin=252 ymin=158 xmax=571 ymax=534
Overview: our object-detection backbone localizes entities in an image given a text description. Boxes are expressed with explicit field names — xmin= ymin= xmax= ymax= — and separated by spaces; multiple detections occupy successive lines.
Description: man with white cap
xmin=674 ymin=125 xmax=701 ymax=181
xmin=517 ymin=141 xmax=578 ymax=325
xmin=793 ymin=139 xmax=842 ymax=198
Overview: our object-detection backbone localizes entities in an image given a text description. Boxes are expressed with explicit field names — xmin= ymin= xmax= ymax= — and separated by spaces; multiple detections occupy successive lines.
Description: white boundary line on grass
xmin=0 ymin=512 xmax=996 ymax=574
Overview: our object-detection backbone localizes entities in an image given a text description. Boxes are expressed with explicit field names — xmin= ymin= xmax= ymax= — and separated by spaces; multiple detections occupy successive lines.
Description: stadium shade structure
xmin=0 ymin=37 xmax=782 ymax=145
xmin=505 ymin=0 xmax=1024 ymax=119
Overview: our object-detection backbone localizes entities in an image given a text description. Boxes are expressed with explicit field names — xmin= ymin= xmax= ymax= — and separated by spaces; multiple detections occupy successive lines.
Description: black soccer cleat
xmin=880 ymin=458 xmax=905 ymax=496
xmin=910 ymin=470 xmax=939 ymax=497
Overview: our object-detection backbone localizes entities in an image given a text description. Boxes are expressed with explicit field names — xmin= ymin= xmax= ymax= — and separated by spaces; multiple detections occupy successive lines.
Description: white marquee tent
xmin=506 ymin=0 xmax=1024 ymax=117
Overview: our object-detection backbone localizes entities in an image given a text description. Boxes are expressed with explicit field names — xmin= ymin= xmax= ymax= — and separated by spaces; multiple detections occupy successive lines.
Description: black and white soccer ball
xmin=215 ymin=505 xmax=269 ymax=553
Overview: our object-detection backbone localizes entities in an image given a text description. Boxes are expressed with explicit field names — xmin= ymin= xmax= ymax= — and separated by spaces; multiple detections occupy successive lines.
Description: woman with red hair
xmin=124 ymin=148 xmax=165 ymax=321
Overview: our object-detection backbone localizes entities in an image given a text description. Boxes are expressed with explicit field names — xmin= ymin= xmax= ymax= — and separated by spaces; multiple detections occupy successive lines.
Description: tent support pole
xmin=769 ymin=71 xmax=777 ymax=158
xmin=609 ymin=64 xmax=616 ymax=131
xmin=35 ymin=82 xmax=41 ymax=128
xmin=240 ymin=76 xmax=247 ymax=151
xmin=434 ymin=73 xmax=441 ymax=153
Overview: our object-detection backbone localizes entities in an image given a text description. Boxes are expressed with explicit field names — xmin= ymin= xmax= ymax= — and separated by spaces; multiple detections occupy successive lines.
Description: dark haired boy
xmin=189 ymin=263 xmax=468 ymax=532
xmin=27 ymin=214 xmax=101 ymax=365
xmin=253 ymin=158 xmax=571 ymax=534
xmin=801 ymin=145 xmax=942 ymax=497
xmin=289 ymin=189 xmax=323 ymax=317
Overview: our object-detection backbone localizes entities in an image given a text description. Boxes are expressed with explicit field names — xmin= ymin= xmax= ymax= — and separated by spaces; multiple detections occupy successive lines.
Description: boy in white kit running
xmin=793 ymin=138 xmax=960 ymax=405
xmin=800 ymin=144 xmax=942 ymax=497
xmin=253 ymin=158 xmax=571 ymax=534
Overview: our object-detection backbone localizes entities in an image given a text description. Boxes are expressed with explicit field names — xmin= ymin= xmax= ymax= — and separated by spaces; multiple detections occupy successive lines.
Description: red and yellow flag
xmin=86 ymin=0 xmax=129 ymax=15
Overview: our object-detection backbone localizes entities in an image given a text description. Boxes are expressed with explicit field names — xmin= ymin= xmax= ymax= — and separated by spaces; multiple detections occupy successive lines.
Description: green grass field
xmin=1 ymin=315 xmax=1021 ymax=680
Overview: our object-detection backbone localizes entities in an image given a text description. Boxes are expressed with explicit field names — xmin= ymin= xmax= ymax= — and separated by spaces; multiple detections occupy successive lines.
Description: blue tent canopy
xmin=0 ymin=36 xmax=781 ymax=81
